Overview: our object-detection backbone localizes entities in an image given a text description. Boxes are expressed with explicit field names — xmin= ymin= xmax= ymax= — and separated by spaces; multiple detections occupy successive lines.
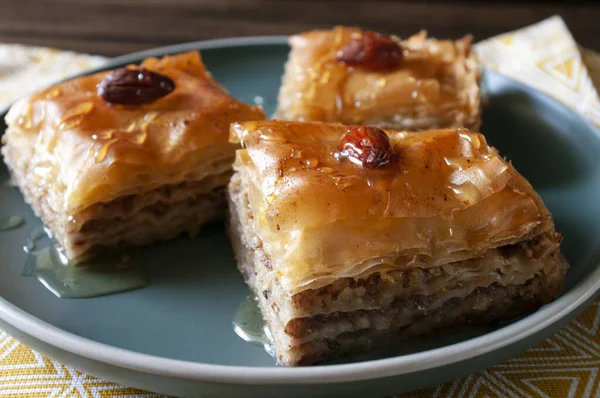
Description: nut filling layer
xmin=2 ymin=51 xmax=265 ymax=263
xmin=227 ymin=121 xmax=568 ymax=366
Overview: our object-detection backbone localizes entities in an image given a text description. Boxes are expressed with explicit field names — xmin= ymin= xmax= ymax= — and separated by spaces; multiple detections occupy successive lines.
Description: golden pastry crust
xmin=275 ymin=27 xmax=480 ymax=131
xmin=228 ymin=147 xmax=567 ymax=365
xmin=230 ymin=120 xmax=553 ymax=293
xmin=2 ymin=51 xmax=265 ymax=262
xmin=3 ymin=51 xmax=265 ymax=214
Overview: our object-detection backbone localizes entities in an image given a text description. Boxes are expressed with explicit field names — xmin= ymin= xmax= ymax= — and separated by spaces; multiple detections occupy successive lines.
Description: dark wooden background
xmin=0 ymin=0 xmax=598 ymax=57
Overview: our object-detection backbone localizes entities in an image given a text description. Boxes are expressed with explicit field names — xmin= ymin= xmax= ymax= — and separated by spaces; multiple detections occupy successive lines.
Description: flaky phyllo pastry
xmin=2 ymin=51 xmax=265 ymax=263
xmin=275 ymin=27 xmax=480 ymax=131
xmin=228 ymin=120 xmax=567 ymax=366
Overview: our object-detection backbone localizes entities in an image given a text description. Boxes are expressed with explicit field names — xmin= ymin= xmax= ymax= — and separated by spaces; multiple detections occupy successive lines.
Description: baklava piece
xmin=228 ymin=121 xmax=567 ymax=366
xmin=275 ymin=27 xmax=480 ymax=131
xmin=2 ymin=51 xmax=265 ymax=263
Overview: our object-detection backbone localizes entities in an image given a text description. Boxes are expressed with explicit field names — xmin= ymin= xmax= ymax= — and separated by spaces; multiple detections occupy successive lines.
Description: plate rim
xmin=1 ymin=35 xmax=600 ymax=385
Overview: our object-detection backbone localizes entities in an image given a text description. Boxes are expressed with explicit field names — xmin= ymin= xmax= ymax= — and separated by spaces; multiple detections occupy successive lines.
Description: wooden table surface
xmin=0 ymin=0 xmax=598 ymax=57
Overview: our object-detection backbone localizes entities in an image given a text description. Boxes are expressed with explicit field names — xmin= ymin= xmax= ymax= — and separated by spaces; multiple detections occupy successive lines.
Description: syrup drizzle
xmin=232 ymin=295 xmax=275 ymax=358
xmin=0 ymin=216 xmax=25 ymax=231
xmin=21 ymin=226 xmax=148 ymax=299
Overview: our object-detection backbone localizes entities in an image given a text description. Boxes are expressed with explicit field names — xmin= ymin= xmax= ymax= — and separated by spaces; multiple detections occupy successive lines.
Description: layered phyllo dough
xmin=2 ymin=51 xmax=265 ymax=263
xmin=275 ymin=27 xmax=480 ymax=131
xmin=228 ymin=120 xmax=567 ymax=365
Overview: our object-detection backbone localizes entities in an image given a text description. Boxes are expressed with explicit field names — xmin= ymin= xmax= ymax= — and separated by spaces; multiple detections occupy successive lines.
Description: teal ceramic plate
xmin=1 ymin=37 xmax=600 ymax=398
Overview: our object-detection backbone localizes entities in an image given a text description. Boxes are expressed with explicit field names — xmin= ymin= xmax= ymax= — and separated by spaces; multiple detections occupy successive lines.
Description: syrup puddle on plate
xmin=22 ymin=225 xmax=148 ymax=298
xmin=233 ymin=295 xmax=276 ymax=357
xmin=0 ymin=215 xmax=25 ymax=231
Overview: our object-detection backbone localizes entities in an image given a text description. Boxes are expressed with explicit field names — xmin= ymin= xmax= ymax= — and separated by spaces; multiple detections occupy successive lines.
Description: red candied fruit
xmin=337 ymin=126 xmax=395 ymax=168
xmin=335 ymin=31 xmax=403 ymax=72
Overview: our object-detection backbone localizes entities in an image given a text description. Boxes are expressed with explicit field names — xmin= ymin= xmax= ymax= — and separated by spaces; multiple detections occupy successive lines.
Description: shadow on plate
xmin=481 ymin=89 xmax=598 ymax=190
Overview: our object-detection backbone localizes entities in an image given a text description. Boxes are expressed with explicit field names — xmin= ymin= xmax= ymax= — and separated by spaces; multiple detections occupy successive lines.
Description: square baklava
xmin=2 ymin=51 xmax=265 ymax=263
xmin=228 ymin=120 xmax=567 ymax=366
xmin=275 ymin=27 xmax=480 ymax=131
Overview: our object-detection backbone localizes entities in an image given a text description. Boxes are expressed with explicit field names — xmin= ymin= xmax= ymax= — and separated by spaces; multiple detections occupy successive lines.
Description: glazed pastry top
xmin=275 ymin=27 xmax=480 ymax=131
xmin=4 ymin=51 xmax=265 ymax=212
xmin=232 ymin=120 xmax=553 ymax=293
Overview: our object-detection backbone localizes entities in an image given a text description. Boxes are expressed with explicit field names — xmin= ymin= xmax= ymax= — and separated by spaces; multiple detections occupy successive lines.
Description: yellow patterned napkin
xmin=1 ymin=15 xmax=600 ymax=398
xmin=0 ymin=44 xmax=106 ymax=110
xmin=475 ymin=15 xmax=600 ymax=128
